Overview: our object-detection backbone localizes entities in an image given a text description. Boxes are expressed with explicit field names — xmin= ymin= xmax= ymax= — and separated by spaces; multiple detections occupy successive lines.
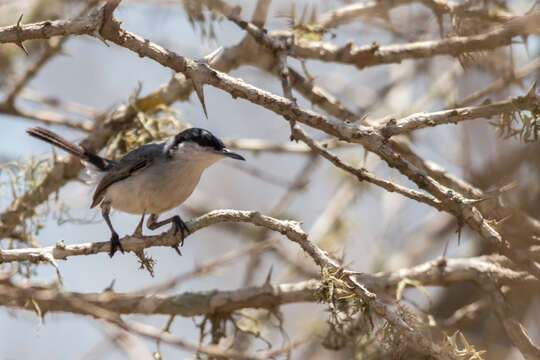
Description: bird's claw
xmin=172 ymin=216 xmax=190 ymax=247
xmin=109 ymin=233 xmax=124 ymax=258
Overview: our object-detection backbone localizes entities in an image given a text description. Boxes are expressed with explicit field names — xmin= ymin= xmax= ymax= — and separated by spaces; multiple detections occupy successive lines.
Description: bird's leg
xmin=147 ymin=213 xmax=190 ymax=252
xmin=101 ymin=202 xmax=123 ymax=257
xmin=133 ymin=213 xmax=145 ymax=238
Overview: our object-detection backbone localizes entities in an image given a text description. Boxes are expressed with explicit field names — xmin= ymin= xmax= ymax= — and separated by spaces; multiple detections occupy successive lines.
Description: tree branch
xmin=278 ymin=12 xmax=538 ymax=69
xmin=0 ymin=210 xmax=322 ymax=264
xmin=1 ymin=255 xmax=533 ymax=315
xmin=375 ymin=92 xmax=538 ymax=137
xmin=0 ymin=7 xmax=104 ymax=45
xmin=483 ymin=281 xmax=540 ymax=360
xmin=0 ymin=278 xmax=318 ymax=317
xmin=291 ymin=126 xmax=444 ymax=210
xmin=315 ymin=0 xmax=513 ymax=30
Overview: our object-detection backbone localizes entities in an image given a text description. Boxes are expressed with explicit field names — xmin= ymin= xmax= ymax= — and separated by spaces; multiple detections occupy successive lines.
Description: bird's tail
xmin=26 ymin=127 xmax=114 ymax=171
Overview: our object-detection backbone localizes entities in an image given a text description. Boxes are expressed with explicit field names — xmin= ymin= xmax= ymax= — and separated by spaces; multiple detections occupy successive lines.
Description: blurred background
xmin=0 ymin=0 xmax=538 ymax=359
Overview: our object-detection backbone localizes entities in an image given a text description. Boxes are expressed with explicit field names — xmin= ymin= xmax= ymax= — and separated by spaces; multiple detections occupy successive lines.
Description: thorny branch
xmin=190 ymin=0 xmax=540 ymax=280
xmin=0 ymin=255 xmax=534 ymax=316
xmin=0 ymin=0 xmax=539 ymax=359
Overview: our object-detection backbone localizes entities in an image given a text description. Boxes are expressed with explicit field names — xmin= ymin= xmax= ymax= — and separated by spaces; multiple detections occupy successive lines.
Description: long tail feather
xmin=26 ymin=127 xmax=114 ymax=171
xmin=26 ymin=127 xmax=85 ymax=158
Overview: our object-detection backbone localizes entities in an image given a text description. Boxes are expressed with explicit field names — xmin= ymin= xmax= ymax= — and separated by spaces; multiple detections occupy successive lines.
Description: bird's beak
xmin=220 ymin=148 xmax=245 ymax=161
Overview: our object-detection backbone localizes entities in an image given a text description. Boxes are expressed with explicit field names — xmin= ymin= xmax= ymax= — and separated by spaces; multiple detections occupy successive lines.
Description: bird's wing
xmin=90 ymin=157 xmax=152 ymax=208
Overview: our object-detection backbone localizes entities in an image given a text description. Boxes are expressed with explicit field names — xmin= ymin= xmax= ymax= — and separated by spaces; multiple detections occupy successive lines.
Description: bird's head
xmin=167 ymin=127 xmax=245 ymax=165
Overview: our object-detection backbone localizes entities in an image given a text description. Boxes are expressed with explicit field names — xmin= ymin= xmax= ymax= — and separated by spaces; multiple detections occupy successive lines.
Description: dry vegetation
xmin=0 ymin=0 xmax=539 ymax=359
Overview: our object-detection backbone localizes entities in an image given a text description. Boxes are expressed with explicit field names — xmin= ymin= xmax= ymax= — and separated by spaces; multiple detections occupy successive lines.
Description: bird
xmin=26 ymin=126 xmax=245 ymax=257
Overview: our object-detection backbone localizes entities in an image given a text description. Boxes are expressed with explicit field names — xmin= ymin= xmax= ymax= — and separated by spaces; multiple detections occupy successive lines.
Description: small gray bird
xmin=27 ymin=126 xmax=245 ymax=257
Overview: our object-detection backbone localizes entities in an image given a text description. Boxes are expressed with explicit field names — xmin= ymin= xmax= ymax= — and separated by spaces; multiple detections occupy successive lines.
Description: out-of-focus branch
xmin=284 ymin=12 xmax=539 ymax=69
xmin=1 ymin=105 xmax=94 ymax=131
xmin=315 ymin=0 xmax=514 ymax=30
xmin=207 ymin=0 xmax=532 ymax=73
xmin=483 ymin=282 xmax=540 ymax=360
xmin=20 ymin=88 xmax=100 ymax=119
xmin=3 ymin=37 xmax=66 ymax=105
xmin=116 ymin=319 xmax=302 ymax=360
xmin=363 ymin=255 xmax=535 ymax=290
xmin=1 ymin=255 xmax=534 ymax=316
xmin=391 ymin=139 xmax=540 ymax=245
xmin=0 ymin=3 xmax=102 ymax=131
xmin=375 ymin=92 xmax=538 ymax=137
xmin=291 ymin=126 xmax=444 ymax=211
xmin=0 ymin=273 xmax=290 ymax=360
xmin=439 ymin=297 xmax=490 ymax=328
xmin=0 ymin=277 xmax=318 ymax=317
xmin=224 ymin=138 xmax=349 ymax=153
xmin=3 ymin=249 xmax=535 ymax=359
xmin=456 ymin=56 xmax=540 ymax=107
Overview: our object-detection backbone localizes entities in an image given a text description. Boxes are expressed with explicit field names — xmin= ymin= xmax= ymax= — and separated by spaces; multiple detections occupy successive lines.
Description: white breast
xmin=99 ymin=144 xmax=223 ymax=215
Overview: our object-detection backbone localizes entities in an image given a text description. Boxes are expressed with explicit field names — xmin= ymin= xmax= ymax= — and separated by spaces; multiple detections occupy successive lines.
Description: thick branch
xmin=0 ymin=279 xmax=318 ymax=317
xmin=0 ymin=8 xmax=103 ymax=45
xmin=1 ymin=256 xmax=532 ymax=315
xmin=0 ymin=210 xmax=327 ymax=266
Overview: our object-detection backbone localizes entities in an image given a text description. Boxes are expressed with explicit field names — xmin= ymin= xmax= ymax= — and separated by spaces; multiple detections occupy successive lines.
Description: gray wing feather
xmin=90 ymin=143 xmax=164 ymax=208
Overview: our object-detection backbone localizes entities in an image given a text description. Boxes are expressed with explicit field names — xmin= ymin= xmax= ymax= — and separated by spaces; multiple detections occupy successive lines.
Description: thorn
xmin=93 ymin=29 xmax=110 ymax=47
xmin=191 ymin=78 xmax=208 ymax=118
xmin=264 ymin=265 xmax=273 ymax=286
xmin=171 ymin=244 xmax=182 ymax=257
xmin=43 ymin=252 xmax=63 ymax=286
xmin=456 ymin=218 xmax=464 ymax=246
xmin=463 ymin=197 xmax=490 ymax=205
xmin=487 ymin=215 xmax=513 ymax=228
xmin=435 ymin=13 xmax=444 ymax=39
xmin=496 ymin=181 xmax=518 ymax=194
xmin=441 ymin=237 xmax=450 ymax=258
xmin=203 ymin=46 xmax=223 ymax=64
xmin=481 ymin=98 xmax=492 ymax=105
xmin=15 ymin=14 xmax=29 ymax=56
xmin=359 ymin=113 xmax=369 ymax=123
xmin=16 ymin=42 xmax=29 ymax=55
xmin=521 ymin=35 xmax=530 ymax=57
xmin=57 ymin=49 xmax=72 ymax=57
xmin=103 ymin=279 xmax=116 ymax=292
xmin=465 ymin=181 xmax=518 ymax=205
xmin=526 ymin=81 xmax=537 ymax=99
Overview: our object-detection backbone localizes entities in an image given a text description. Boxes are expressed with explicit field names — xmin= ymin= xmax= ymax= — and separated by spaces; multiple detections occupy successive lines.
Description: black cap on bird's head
xmin=174 ymin=128 xmax=245 ymax=161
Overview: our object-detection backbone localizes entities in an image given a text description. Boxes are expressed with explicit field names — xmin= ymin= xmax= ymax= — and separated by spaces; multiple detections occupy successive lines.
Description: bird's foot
xmin=171 ymin=215 xmax=190 ymax=247
xmin=109 ymin=232 xmax=124 ymax=258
